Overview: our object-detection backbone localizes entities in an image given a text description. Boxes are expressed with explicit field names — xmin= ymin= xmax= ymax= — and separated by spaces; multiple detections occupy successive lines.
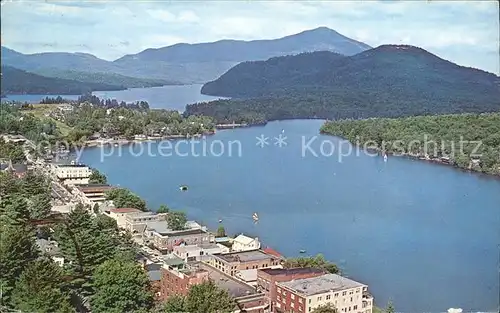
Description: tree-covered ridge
xmin=1 ymin=66 xmax=125 ymax=95
xmin=189 ymin=46 xmax=500 ymax=123
xmin=320 ymin=113 xmax=500 ymax=175
xmin=33 ymin=68 xmax=177 ymax=89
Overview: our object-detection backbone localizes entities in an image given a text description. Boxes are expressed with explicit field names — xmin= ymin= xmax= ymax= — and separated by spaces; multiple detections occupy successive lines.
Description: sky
xmin=1 ymin=0 xmax=499 ymax=74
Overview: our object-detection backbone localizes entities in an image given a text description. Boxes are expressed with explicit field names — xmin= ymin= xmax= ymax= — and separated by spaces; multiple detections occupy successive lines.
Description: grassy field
xmin=21 ymin=104 xmax=72 ymax=136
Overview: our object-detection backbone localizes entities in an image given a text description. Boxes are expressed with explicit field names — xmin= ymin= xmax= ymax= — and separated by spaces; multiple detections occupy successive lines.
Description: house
xmin=1 ymin=161 xmax=27 ymax=178
xmin=206 ymin=250 xmax=282 ymax=277
xmin=257 ymin=268 xmax=326 ymax=312
xmin=2 ymin=134 xmax=26 ymax=143
xmin=57 ymin=104 xmax=74 ymax=112
xmin=36 ymin=238 xmax=64 ymax=267
xmin=103 ymin=207 xmax=142 ymax=228
xmin=275 ymin=273 xmax=374 ymax=313
xmin=173 ymin=243 xmax=230 ymax=262
xmin=52 ymin=164 xmax=92 ymax=185
xmin=232 ymin=234 xmax=261 ymax=252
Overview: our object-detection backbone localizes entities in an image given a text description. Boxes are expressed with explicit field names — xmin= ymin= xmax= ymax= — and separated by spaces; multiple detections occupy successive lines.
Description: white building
xmin=232 ymin=234 xmax=261 ymax=252
xmin=53 ymin=164 xmax=92 ymax=185
xmin=103 ymin=207 xmax=142 ymax=228
xmin=173 ymin=243 xmax=230 ymax=262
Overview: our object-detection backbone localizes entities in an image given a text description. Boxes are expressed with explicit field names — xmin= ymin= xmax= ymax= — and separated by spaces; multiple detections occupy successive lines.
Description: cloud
xmin=1 ymin=0 xmax=498 ymax=73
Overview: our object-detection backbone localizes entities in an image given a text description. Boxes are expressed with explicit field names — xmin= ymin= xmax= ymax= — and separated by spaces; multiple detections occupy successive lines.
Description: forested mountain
xmin=188 ymin=45 xmax=500 ymax=123
xmin=320 ymin=113 xmax=500 ymax=175
xmin=0 ymin=66 xmax=124 ymax=95
xmin=1 ymin=27 xmax=371 ymax=83
xmin=33 ymin=68 xmax=177 ymax=88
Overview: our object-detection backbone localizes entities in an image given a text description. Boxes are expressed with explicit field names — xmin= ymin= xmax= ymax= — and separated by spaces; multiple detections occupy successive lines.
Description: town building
xmin=52 ymin=164 xmax=92 ymax=185
xmin=257 ymin=268 xmax=326 ymax=312
xmin=142 ymin=262 xmax=163 ymax=300
xmin=232 ymin=234 xmax=261 ymax=252
xmin=125 ymin=212 xmax=164 ymax=233
xmin=275 ymin=273 xmax=374 ymax=313
xmin=173 ymin=243 xmax=230 ymax=262
xmin=160 ymin=261 xmax=269 ymax=313
xmin=206 ymin=250 xmax=282 ymax=277
xmin=103 ymin=207 xmax=142 ymax=228
xmin=75 ymin=184 xmax=114 ymax=204
xmin=145 ymin=221 xmax=212 ymax=253
xmin=57 ymin=104 xmax=74 ymax=112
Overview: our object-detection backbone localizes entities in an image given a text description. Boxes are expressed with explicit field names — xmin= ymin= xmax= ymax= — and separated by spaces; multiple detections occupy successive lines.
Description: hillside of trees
xmin=1 ymin=66 xmax=125 ymax=95
xmin=320 ymin=113 xmax=500 ymax=175
xmin=190 ymin=46 xmax=500 ymax=123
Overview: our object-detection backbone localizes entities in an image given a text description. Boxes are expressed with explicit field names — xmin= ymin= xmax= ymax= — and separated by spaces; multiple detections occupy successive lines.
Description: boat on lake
xmin=383 ymin=154 xmax=388 ymax=162
xmin=179 ymin=185 xmax=188 ymax=191
xmin=299 ymin=249 xmax=306 ymax=254
xmin=252 ymin=212 xmax=259 ymax=222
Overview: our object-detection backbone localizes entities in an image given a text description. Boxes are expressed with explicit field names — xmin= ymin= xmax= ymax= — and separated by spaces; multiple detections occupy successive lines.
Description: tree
xmin=216 ymin=226 xmax=226 ymax=237
xmin=91 ymin=258 xmax=154 ymax=313
xmin=312 ymin=303 xmax=338 ymax=313
xmin=162 ymin=295 xmax=186 ymax=312
xmin=157 ymin=204 xmax=170 ymax=213
xmin=53 ymin=204 xmax=117 ymax=296
xmin=0 ymin=196 xmax=39 ymax=306
xmin=11 ymin=257 xmax=74 ymax=313
xmin=166 ymin=211 xmax=187 ymax=231
xmin=283 ymin=254 xmax=339 ymax=274
xmin=89 ymin=168 xmax=108 ymax=184
xmin=385 ymin=301 xmax=395 ymax=313
xmin=106 ymin=188 xmax=147 ymax=211
xmin=184 ymin=280 xmax=235 ymax=313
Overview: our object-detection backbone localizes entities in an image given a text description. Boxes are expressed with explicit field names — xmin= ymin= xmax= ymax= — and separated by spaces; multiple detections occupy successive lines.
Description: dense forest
xmin=1 ymin=66 xmax=125 ymax=95
xmin=191 ymin=46 xmax=500 ymax=123
xmin=33 ymin=68 xmax=176 ymax=89
xmin=320 ymin=113 xmax=500 ymax=175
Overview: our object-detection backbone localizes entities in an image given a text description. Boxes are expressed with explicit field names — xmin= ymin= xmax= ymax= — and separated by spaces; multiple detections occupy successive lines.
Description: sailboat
xmin=252 ymin=212 xmax=259 ymax=222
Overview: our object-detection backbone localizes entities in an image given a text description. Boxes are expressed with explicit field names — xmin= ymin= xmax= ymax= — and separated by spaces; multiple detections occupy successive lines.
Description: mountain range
xmin=186 ymin=45 xmax=500 ymax=123
xmin=1 ymin=27 xmax=371 ymax=86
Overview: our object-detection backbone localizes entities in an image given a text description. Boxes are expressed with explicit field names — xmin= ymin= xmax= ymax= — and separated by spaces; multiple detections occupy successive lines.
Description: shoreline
xmin=320 ymin=130 xmax=500 ymax=179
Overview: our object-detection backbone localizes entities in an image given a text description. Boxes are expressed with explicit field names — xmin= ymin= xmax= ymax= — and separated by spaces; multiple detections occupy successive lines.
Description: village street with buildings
xmin=1 ymin=133 xmax=375 ymax=313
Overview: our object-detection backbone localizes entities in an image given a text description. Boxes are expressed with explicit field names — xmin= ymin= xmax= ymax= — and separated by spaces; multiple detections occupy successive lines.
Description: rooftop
xmin=77 ymin=184 xmax=114 ymax=193
xmin=234 ymin=234 xmax=257 ymax=245
xmin=278 ymin=274 xmax=365 ymax=296
xmin=56 ymin=164 xmax=89 ymax=168
xmin=262 ymin=247 xmax=282 ymax=258
xmin=110 ymin=207 xmax=142 ymax=214
xmin=259 ymin=267 xmax=325 ymax=276
xmin=216 ymin=250 xmax=277 ymax=263
xmin=192 ymin=262 xmax=258 ymax=298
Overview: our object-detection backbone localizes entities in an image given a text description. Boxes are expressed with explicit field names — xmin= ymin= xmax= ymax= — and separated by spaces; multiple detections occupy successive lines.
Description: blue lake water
xmin=3 ymin=84 xmax=225 ymax=110
xmin=79 ymin=119 xmax=500 ymax=312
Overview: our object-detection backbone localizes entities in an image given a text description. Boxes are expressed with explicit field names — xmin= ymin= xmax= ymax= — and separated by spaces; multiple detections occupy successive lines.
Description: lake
xmin=2 ymin=84 xmax=225 ymax=111
xmin=79 ymin=119 xmax=500 ymax=312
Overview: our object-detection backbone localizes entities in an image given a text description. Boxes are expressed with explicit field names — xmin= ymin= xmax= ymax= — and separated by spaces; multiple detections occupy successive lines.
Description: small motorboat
xmin=179 ymin=185 xmax=188 ymax=191
xmin=299 ymin=250 xmax=306 ymax=254
xmin=383 ymin=154 xmax=388 ymax=162
xmin=252 ymin=212 xmax=259 ymax=222
xmin=218 ymin=219 xmax=223 ymax=223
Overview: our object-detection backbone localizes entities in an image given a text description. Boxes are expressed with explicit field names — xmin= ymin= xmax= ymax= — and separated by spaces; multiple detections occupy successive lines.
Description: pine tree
xmin=53 ymin=204 xmax=117 ymax=296
xmin=11 ymin=257 xmax=74 ymax=313
xmin=91 ymin=259 xmax=154 ymax=313
xmin=0 ymin=196 xmax=38 ymax=306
